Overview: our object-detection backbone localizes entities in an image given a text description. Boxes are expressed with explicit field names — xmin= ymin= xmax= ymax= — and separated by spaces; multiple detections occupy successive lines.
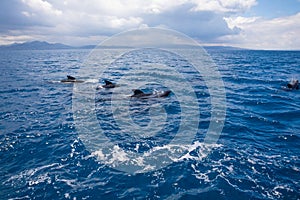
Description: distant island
xmin=0 ymin=40 xmax=246 ymax=51
xmin=0 ymin=41 xmax=73 ymax=50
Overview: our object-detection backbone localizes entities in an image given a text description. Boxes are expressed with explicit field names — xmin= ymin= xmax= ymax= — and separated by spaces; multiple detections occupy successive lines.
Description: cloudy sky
xmin=0 ymin=0 xmax=299 ymax=49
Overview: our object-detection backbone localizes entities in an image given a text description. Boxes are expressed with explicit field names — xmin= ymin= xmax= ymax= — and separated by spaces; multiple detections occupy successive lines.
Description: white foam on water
xmin=91 ymin=142 xmax=222 ymax=173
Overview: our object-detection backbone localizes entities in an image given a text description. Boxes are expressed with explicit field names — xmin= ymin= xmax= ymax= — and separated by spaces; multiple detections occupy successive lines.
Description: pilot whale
xmin=96 ymin=80 xmax=118 ymax=90
xmin=61 ymin=75 xmax=84 ymax=83
xmin=130 ymin=89 xmax=171 ymax=99
xmin=287 ymin=79 xmax=299 ymax=90
xmin=96 ymin=89 xmax=171 ymax=102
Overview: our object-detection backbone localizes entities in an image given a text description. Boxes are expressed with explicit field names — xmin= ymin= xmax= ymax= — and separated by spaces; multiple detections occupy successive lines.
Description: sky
xmin=0 ymin=0 xmax=299 ymax=50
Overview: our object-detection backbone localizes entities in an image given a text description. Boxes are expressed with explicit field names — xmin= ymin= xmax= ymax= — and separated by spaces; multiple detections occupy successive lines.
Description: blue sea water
xmin=0 ymin=48 xmax=299 ymax=199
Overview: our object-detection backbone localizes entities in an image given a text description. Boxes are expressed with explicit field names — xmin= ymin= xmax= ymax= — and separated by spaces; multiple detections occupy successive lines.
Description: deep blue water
xmin=0 ymin=48 xmax=299 ymax=199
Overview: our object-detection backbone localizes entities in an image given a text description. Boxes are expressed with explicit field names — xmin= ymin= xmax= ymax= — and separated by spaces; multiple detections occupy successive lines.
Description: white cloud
xmin=5 ymin=0 xmax=299 ymax=49
xmin=221 ymin=13 xmax=300 ymax=50
xmin=0 ymin=34 xmax=34 ymax=45
xmin=190 ymin=0 xmax=257 ymax=13
xmin=224 ymin=16 xmax=259 ymax=29
xmin=22 ymin=0 xmax=62 ymax=16
xmin=109 ymin=16 xmax=143 ymax=29
xmin=21 ymin=11 xmax=34 ymax=17
xmin=56 ymin=0 xmax=256 ymax=16
xmin=17 ymin=0 xmax=243 ymax=41
xmin=46 ymin=0 xmax=258 ymax=41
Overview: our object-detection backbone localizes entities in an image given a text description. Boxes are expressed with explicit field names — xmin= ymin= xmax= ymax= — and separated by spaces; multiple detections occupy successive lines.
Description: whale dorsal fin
xmin=67 ymin=75 xmax=76 ymax=80
xmin=104 ymin=80 xmax=113 ymax=85
xmin=133 ymin=89 xmax=144 ymax=95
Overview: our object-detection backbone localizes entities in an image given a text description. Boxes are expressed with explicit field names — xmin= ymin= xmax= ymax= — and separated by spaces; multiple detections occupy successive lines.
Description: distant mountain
xmin=0 ymin=41 xmax=247 ymax=51
xmin=203 ymin=45 xmax=247 ymax=51
xmin=82 ymin=44 xmax=246 ymax=50
xmin=79 ymin=45 xmax=97 ymax=49
xmin=0 ymin=41 xmax=73 ymax=50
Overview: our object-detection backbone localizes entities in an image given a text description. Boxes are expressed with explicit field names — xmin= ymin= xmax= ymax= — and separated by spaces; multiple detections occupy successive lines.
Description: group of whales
xmin=61 ymin=75 xmax=172 ymax=99
xmin=61 ymin=75 xmax=299 ymax=93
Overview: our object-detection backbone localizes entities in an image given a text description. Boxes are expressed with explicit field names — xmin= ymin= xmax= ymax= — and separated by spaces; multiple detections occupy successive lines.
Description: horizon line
xmin=1 ymin=40 xmax=300 ymax=51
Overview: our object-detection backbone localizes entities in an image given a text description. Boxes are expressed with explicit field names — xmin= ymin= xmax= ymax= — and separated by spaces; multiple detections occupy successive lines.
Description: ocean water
xmin=0 ymin=48 xmax=299 ymax=199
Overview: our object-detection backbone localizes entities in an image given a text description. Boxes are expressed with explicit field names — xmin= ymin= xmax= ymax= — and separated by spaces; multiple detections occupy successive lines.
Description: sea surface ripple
xmin=0 ymin=49 xmax=299 ymax=199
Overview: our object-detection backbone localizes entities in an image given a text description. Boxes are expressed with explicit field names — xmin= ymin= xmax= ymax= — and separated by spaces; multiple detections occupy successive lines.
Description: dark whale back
xmin=131 ymin=89 xmax=171 ymax=98
xmin=287 ymin=80 xmax=299 ymax=90
xmin=67 ymin=75 xmax=76 ymax=80
xmin=133 ymin=89 xmax=144 ymax=95
xmin=61 ymin=75 xmax=84 ymax=83
xmin=105 ymin=80 xmax=113 ymax=85
xmin=103 ymin=80 xmax=116 ymax=88
xmin=159 ymin=90 xmax=171 ymax=97
xmin=131 ymin=89 xmax=150 ymax=98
